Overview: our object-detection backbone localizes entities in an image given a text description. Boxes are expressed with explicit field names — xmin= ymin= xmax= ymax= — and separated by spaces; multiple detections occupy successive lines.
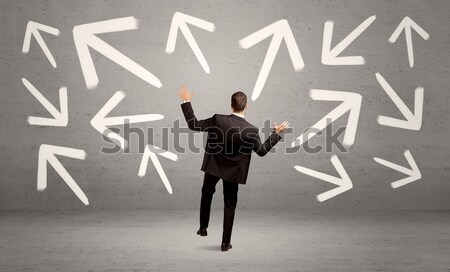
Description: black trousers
xmin=200 ymin=172 xmax=239 ymax=244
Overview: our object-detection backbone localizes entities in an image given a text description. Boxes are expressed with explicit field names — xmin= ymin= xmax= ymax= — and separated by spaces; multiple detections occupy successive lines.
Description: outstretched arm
xmin=250 ymin=121 xmax=289 ymax=157
xmin=178 ymin=84 xmax=215 ymax=131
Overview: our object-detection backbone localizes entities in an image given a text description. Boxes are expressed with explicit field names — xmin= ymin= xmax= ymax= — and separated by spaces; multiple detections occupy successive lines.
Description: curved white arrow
xmin=73 ymin=16 xmax=162 ymax=90
xmin=375 ymin=73 xmax=423 ymax=130
xmin=38 ymin=144 xmax=88 ymax=205
xmin=389 ymin=16 xmax=429 ymax=68
xmin=166 ymin=12 xmax=215 ymax=74
xmin=291 ymin=89 xmax=362 ymax=148
xmin=239 ymin=19 xmax=304 ymax=101
xmin=91 ymin=91 xmax=164 ymax=149
xmin=373 ymin=150 xmax=421 ymax=189
xmin=138 ymin=145 xmax=178 ymax=194
xmin=322 ymin=15 xmax=376 ymax=65
xmin=294 ymin=155 xmax=352 ymax=202
xmin=22 ymin=21 xmax=60 ymax=68
xmin=22 ymin=78 xmax=68 ymax=127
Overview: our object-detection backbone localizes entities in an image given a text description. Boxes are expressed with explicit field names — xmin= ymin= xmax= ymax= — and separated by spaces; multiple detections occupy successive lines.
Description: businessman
xmin=178 ymin=85 xmax=289 ymax=251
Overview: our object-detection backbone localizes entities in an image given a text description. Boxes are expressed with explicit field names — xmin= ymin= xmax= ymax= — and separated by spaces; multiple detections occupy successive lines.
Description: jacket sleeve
xmin=181 ymin=101 xmax=215 ymax=132
xmin=248 ymin=128 xmax=282 ymax=157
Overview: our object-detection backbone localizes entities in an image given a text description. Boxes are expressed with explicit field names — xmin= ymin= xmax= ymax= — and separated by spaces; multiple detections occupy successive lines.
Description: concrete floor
xmin=0 ymin=210 xmax=449 ymax=272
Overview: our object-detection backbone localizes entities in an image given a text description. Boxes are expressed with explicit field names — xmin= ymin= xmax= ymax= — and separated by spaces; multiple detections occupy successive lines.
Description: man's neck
xmin=232 ymin=111 xmax=245 ymax=118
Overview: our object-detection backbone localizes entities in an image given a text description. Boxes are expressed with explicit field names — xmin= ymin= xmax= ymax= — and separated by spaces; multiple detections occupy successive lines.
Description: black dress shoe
xmin=196 ymin=228 xmax=207 ymax=236
xmin=221 ymin=243 xmax=232 ymax=251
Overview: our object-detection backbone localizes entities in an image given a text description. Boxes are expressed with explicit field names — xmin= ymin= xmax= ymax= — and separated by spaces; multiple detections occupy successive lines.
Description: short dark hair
xmin=231 ymin=91 xmax=247 ymax=112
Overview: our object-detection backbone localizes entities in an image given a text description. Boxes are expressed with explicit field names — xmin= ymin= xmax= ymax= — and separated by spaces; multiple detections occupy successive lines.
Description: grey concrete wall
xmin=1 ymin=0 xmax=449 ymax=210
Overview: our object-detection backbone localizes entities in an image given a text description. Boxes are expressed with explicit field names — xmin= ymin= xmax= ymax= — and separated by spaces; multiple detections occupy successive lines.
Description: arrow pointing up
xmin=389 ymin=16 xmax=429 ymax=68
xmin=166 ymin=12 xmax=215 ymax=74
xmin=373 ymin=149 xmax=421 ymax=189
xmin=22 ymin=21 xmax=60 ymax=68
xmin=37 ymin=144 xmax=88 ymax=205
xmin=239 ymin=19 xmax=304 ymax=101
xmin=22 ymin=78 xmax=68 ymax=127
xmin=294 ymin=155 xmax=352 ymax=202
xmin=138 ymin=145 xmax=178 ymax=194
xmin=322 ymin=15 xmax=376 ymax=65
xmin=375 ymin=73 xmax=423 ymax=130
xmin=291 ymin=89 xmax=362 ymax=148
xmin=91 ymin=91 xmax=164 ymax=149
xmin=73 ymin=16 xmax=162 ymax=90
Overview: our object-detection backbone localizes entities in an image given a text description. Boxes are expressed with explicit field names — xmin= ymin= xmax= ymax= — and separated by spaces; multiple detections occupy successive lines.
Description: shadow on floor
xmin=198 ymin=245 xmax=221 ymax=251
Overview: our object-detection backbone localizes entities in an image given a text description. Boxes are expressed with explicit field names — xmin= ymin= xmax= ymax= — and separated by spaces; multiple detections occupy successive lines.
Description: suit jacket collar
xmin=229 ymin=114 xmax=245 ymax=121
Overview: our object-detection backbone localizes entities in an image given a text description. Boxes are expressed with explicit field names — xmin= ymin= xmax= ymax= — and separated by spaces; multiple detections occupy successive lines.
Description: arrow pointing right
xmin=389 ymin=16 xmax=429 ymax=68
xmin=38 ymin=144 xmax=88 ymax=205
xmin=375 ymin=73 xmax=423 ymax=131
xmin=22 ymin=21 xmax=60 ymax=68
xmin=291 ymin=89 xmax=362 ymax=148
xmin=321 ymin=15 xmax=376 ymax=65
xmin=90 ymin=91 xmax=164 ymax=149
xmin=73 ymin=16 xmax=162 ymax=90
xmin=239 ymin=19 xmax=304 ymax=101
xmin=294 ymin=155 xmax=353 ymax=202
xmin=22 ymin=77 xmax=68 ymax=127
xmin=373 ymin=149 xmax=421 ymax=189
xmin=138 ymin=145 xmax=178 ymax=194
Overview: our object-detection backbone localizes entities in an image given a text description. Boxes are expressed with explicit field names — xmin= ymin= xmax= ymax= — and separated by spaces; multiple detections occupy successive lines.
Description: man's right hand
xmin=273 ymin=121 xmax=289 ymax=134
xmin=177 ymin=84 xmax=195 ymax=101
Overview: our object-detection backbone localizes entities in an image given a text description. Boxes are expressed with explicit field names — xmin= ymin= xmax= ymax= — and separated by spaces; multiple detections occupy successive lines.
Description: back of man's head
xmin=231 ymin=91 xmax=247 ymax=112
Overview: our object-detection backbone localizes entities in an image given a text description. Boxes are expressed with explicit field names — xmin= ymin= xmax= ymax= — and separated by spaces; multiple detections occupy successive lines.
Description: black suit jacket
xmin=181 ymin=101 xmax=282 ymax=184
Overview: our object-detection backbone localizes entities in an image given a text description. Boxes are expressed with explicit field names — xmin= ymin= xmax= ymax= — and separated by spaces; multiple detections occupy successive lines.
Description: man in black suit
xmin=178 ymin=85 xmax=289 ymax=251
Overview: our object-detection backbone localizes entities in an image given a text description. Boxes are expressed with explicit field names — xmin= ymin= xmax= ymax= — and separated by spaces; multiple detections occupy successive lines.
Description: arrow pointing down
xmin=22 ymin=77 xmax=68 ymax=127
xmin=375 ymin=73 xmax=423 ymax=130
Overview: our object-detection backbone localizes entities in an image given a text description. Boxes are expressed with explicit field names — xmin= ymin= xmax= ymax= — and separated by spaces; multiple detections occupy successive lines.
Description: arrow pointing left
xmin=166 ymin=12 xmax=215 ymax=74
xmin=322 ymin=15 xmax=376 ymax=65
xmin=22 ymin=78 xmax=68 ymax=127
xmin=38 ymin=144 xmax=88 ymax=205
xmin=239 ymin=19 xmax=304 ymax=101
xmin=73 ymin=16 xmax=162 ymax=90
xmin=294 ymin=155 xmax=353 ymax=202
xmin=22 ymin=21 xmax=60 ymax=68
xmin=91 ymin=91 xmax=164 ymax=149
xmin=138 ymin=145 xmax=178 ymax=194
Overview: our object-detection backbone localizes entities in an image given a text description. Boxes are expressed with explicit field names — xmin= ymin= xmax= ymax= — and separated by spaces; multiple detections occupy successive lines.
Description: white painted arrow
xmin=166 ymin=12 xmax=215 ymax=74
xmin=37 ymin=144 xmax=88 ymax=205
xmin=389 ymin=16 xmax=429 ymax=68
xmin=373 ymin=150 xmax=421 ymax=189
xmin=73 ymin=16 xmax=162 ymax=90
xmin=322 ymin=15 xmax=376 ymax=65
xmin=138 ymin=145 xmax=178 ymax=194
xmin=239 ymin=19 xmax=304 ymax=101
xmin=375 ymin=73 xmax=423 ymax=130
xmin=291 ymin=89 xmax=362 ymax=148
xmin=22 ymin=77 xmax=68 ymax=127
xmin=294 ymin=155 xmax=352 ymax=202
xmin=91 ymin=91 xmax=164 ymax=149
xmin=22 ymin=21 xmax=60 ymax=68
